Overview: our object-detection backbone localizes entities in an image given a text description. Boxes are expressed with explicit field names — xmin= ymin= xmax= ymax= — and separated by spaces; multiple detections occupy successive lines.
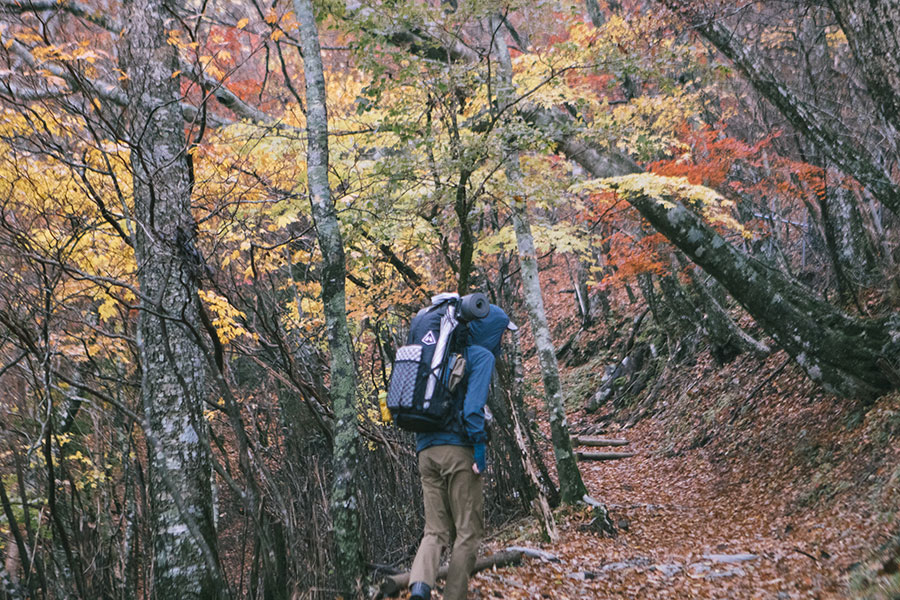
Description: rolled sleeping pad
xmin=459 ymin=292 xmax=490 ymax=321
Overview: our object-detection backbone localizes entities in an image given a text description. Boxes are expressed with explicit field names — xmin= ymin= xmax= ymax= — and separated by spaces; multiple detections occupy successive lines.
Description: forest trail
xmin=460 ymin=397 xmax=892 ymax=600
xmin=403 ymin=266 xmax=900 ymax=600
xmin=465 ymin=430 xmax=859 ymax=598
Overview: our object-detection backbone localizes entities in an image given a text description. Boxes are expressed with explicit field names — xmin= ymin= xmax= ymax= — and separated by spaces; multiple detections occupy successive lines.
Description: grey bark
xmin=566 ymin=255 xmax=593 ymax=328
xmin=657 ymin=271 xmax=701 ymax=342
xmin=491 ymin=329 xmax=559 ymax=540
xmin=0 ymin=479 xmax=28 ymax=597
xmin=637 ymin=273 xmax=664 ymax=332
xmin=293 ymin=0 xmax=364 ymax=591
xmin=118 ymin=0 xmax=223 ymax=595
xmin=593 ymin=176 xmax=900 ymax=400
xmin=493 ymin=16 xmax=587 ymax=504
xmin=454 ymin=169 xmax=476 ymax=294
xmin=584 ymin=0 xmax=605 ymax=27
xmin=571 ymin=436 xmax=630 ymax=447
xmin=819 ymin=171 xmax=880 ymax=292
xmin=661 ymin=0 xmax=900 ymax=219
xmin=827 ymin=0 xmax=900 ymax=139
xmin=649 ymin=254 xmax=771 ymax=364
xmin=793 ymin=15 xmax=881 ymax=300
xmin=682 ymin=264 xmax=771 ymax=360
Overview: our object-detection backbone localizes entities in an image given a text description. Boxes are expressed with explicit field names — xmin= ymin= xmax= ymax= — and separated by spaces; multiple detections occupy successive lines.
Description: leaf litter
xmin=406 ymin=346 xmax=899 ymax=599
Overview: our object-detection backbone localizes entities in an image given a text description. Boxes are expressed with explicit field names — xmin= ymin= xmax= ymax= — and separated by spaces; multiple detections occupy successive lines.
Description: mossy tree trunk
xmin=119 ymin=0 xmax=224 ymax=594
xmin=591 ymin=176 xmax=900 ymax=400
xmin=493 ymin=17 xmax=587 ymax=504
xmin=293 ymin=0 xmax=364 ymax=591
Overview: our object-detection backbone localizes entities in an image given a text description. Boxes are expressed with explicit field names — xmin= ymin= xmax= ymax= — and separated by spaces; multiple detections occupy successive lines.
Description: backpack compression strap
xmin=424 ymin=299 xmax=459 ymax=400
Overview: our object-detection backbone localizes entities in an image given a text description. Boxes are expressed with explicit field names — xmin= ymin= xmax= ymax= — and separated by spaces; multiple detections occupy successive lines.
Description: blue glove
xmin=473 ymin=443 xmax=486 ymax=474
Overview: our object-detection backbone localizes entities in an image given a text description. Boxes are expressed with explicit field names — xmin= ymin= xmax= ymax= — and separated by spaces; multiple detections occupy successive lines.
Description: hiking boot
xmin=409 ymin=581 xmax=431 ymax=600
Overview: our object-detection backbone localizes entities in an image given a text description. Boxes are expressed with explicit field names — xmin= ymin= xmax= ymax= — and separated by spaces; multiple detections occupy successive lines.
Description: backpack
xmin=385 ymin=293 xmax=488 ymax=432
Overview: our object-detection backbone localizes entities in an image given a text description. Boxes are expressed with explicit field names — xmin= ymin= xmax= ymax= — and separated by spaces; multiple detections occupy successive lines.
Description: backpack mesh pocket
xmin=386 ymin=345 xmax=422 ymax=410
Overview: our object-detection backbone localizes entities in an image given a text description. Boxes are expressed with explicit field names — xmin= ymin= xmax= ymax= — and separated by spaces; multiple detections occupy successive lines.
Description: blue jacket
xmin=417 ymin=304 xmax=510 ymax=453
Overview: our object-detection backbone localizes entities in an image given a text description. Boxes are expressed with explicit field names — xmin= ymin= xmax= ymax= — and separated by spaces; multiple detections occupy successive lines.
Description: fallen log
xmin=504 ymin=546 xmax=560 ymax=562
xmin=377 ymin=550 xmax=523 ymax=597
xmin=576 ymin=451 xmax=636 ymax=461
xmin=572 ymin=436 xmax=630 ymax=447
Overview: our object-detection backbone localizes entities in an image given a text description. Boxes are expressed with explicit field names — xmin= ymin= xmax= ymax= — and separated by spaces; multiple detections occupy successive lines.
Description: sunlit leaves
xmin=198 ymin=290 xmax=253 ymax=344
xmin=579 ymin=173 xmax=745 ymax=234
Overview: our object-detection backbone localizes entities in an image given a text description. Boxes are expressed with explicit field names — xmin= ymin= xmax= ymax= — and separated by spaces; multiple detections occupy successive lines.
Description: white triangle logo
xmin=421 ymin=331 xmax=437 ymax=345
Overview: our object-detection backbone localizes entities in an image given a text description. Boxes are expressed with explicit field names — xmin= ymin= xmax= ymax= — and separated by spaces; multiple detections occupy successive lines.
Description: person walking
xmin=408 ymin=303 xmax=515 ymax=600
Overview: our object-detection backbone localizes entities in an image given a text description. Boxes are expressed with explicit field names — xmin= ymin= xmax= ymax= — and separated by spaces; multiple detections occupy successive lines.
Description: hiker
xmin=408 ymin=302 xmax=516 ymax=600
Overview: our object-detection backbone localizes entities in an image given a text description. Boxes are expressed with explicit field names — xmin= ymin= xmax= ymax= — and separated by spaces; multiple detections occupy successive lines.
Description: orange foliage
xmin=603 ymin=231 xmax=668 ymax=284
xmin=566 ymin=71 xmax=614 ymax=96
xmin=648 ymin=123 xmax=777 ymax=188
xmin=578 ymin=122 xmax=839 ymax=292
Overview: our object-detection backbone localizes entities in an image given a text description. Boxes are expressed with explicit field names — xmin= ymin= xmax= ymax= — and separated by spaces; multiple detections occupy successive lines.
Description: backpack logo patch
xmin=421 ymin=331 xmax=437 ymax=345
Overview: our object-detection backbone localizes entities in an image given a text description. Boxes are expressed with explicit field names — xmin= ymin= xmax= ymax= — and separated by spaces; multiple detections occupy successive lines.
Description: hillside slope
xmin=465 ymin=348 xmax=900 ymax=598
xmin=459 ymin=263 xmax=900 ymax=600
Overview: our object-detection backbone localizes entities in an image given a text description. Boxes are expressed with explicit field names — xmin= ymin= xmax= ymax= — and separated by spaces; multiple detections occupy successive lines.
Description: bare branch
xmin=0 ymin=0 xmax=122 ymax=31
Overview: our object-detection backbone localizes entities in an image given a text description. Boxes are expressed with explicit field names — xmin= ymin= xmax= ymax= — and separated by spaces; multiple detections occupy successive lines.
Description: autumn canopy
xmin=0 ymin=0 xmax=899 ymax=597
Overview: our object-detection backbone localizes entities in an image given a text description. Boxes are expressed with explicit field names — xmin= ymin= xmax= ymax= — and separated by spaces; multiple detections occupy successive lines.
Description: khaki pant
xmin=409 ymin=445 xmax=484 ymax=600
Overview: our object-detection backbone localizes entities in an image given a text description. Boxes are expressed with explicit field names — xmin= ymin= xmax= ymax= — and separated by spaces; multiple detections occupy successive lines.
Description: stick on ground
xmin=571 ymin=436 xmax=630 ymax=447
xmin=377 ymin=550 xmax=523 ymax=597
xmin=575 ymin=451 xmax=636 ymax=461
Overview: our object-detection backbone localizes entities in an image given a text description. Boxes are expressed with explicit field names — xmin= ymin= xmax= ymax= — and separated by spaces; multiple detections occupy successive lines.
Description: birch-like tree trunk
xmin=293 ymin=0 xmax=364 ymax=590
xmin=492 ymin=17 xmax=587 ymax=504
xmin=118 ymin=0 xmax=223 ymax=595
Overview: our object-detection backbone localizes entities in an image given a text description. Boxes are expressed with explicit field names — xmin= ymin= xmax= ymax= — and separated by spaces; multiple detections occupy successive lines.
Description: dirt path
xmin=466 ymin=419 xmax=878 ymax=600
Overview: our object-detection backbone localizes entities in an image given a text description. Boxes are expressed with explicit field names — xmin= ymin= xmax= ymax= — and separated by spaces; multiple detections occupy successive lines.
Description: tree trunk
xmin=566 ymin=255 xmax=593 ymax=328
xmin=660 ymin=0 xmax=900 ymax=218
xmin=118 ymin=0 xmax=224 ymax=595
xmin=827 ymin=0 xmax=900 ymax=138
xmin=637 ymin=273 xmax=664 ymax=332
xmin=584 ymin=0 xmax=605 ymax=27
xmin=493 ymin=16 xmax=588 ymax=504
xmin=820 ymin=171 xmax=881 ymax=292
xmin=590 ymin=174 xmax=900 ymax=400
xmin=682 ymin=262 xmax=770 ymax=362
xmin=292 ymin=0 xmax=364 ymax=591
xmin=536 ymin=108 xmax=899 ymax=398
xmin=455 ymin=168 xmax=475 ymax=295
xmin=793 ymin=15 xmax=882 ymax=301
xmin=490 ymin=328 xmax=559 ymax=539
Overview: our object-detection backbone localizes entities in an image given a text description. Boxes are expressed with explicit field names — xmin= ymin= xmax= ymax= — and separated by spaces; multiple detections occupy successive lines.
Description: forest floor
xmin=407 ymin=347 xmax=900 ymax=599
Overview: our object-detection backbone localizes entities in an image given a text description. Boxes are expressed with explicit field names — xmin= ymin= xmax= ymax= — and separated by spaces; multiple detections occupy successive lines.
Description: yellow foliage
xmin=97 ymin=295 xmax=118 ymax=321
xmin=575 ymin=173 xmax=746 ymax=235
xmin=197 ymin=290 xmax=251 ymax=344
